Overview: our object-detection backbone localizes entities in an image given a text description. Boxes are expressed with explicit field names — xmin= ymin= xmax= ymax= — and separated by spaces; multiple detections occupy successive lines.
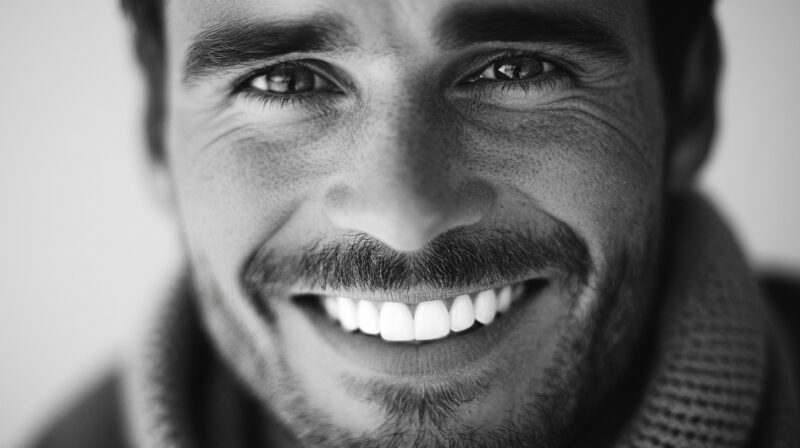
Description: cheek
xmin=457 ymin=101 xmax=663 ymax=266
xmin=166 ymin=108 xmax=347 ymax=294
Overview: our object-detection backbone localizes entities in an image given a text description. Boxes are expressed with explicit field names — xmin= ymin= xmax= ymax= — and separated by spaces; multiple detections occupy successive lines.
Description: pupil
xmin=495 ymin=58 xmax=543 ymax=80
xmin=267 ymin=66 xmax=315 ymax=93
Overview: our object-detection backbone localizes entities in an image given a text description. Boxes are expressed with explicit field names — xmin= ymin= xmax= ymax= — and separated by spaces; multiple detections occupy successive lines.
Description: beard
xmin=190 ymin=218 xmax=659 ymax=448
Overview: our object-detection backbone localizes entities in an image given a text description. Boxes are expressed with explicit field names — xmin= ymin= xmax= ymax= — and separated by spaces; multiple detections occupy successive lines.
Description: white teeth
xmin=496 ymin=286 xmax=512 ymax=313
xmin=474 ymin=290 xmax=497 ymax=325
xmin=449 ymin=294 xmax=475 ymax=332
xmin=323 ymin=296 xmax=339 ymax=320
xmin=414 ymin=300 xmax=450 ymax=341
xmin=321 ymin=283 xmax=523 ymax=341
xmin=357 ymin=300 xmax=380 ymax=335
xmin=379 ymin=302 xmax=415 ymax=341
xmin=513 ymin=282 xmax=525 ymax=299
xmin=337 ymin=297 xmax=359 ymax=332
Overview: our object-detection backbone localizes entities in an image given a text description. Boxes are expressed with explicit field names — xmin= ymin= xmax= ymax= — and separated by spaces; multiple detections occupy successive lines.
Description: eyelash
xmin=233 ymin=51 xmax=572 ymax=109
xmin=457 ymin=50 xmax=572 ymax=95
xmin=240 ymin=89 xmax=332 ymax=110
xmin=232 ymin=61 xmax=343 ymax=112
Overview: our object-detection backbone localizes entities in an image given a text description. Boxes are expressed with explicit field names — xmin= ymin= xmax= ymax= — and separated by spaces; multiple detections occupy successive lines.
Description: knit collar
xmin=612 ymin=194 xmax=770 ymax=447
xmin=123 ymin=193 xmax=796 ymax=448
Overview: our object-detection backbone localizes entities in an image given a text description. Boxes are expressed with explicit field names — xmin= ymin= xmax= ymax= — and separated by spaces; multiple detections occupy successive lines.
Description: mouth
xmin=293 ymin=277 xmax=548 ymax=345
xmin=299 ymin=282 xmax=532 ymax=343
xmin=276 ymin=276 xmax=562 ymax=378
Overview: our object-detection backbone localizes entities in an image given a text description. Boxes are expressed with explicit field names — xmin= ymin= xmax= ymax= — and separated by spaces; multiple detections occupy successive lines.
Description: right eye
xmin=245 ymin=62 xmax=341 ymax=95
xmin=465 ymin=55 xmax=555 ymax=84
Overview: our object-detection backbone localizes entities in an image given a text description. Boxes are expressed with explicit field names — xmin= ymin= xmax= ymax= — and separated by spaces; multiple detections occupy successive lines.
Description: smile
xmin=300 ymin=281 xmax=535 ymax=343
xmin=285 ymin=277 xmax=556 ymax=376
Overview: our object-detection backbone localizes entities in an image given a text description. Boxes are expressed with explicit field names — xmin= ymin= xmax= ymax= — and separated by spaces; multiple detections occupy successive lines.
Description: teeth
xmin=320 ymin=283 xmax=525 ymax=342
xmin=474 ymin=290 xmax=497 ymax=325
xmin=379 ymin=302 xmax=415 ymax=341
xmin=414 ymin=300 xmax=450 ymax=341
xmin=449 ymin=294 xmax=475 ymax=332
xmin=357 ymin=300 xmax=380 ymax=335
xmin=496 ymin=286 xmax=512 ymax=313
xmin=323 ymin=296 xmax=339 ymax=320
xmin=337 ymin=297 xmax=359 ymax=332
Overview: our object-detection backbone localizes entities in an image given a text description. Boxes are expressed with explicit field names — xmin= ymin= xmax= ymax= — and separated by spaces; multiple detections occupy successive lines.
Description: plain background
xmin=1 ymin=1 xmax=798 ymax=446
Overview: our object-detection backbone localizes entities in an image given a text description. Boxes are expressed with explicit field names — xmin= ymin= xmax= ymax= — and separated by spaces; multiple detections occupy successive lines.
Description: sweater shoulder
xmin=760 ymin=271 xmax=800 ymax=363
xmin=27 ymin=371 xmax=128 ymax=448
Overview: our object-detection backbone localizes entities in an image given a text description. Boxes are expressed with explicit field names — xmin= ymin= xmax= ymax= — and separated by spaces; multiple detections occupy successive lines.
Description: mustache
xmin=241 ymin=223 xmax=593 ymax=298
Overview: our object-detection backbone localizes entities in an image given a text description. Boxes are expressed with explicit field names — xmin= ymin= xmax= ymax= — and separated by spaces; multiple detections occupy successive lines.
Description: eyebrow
xmin=183 ymin=14 xmax=355 ymax=83
xmin=435 ymin=4 xmax=629 ymax=61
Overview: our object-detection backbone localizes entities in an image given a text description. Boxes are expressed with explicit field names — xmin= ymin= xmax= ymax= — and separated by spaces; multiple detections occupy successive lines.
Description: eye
xmin=245 ymin=62 xmax=340 ymax=95
xmin=465 ymin=55 xmax=555 ymax=84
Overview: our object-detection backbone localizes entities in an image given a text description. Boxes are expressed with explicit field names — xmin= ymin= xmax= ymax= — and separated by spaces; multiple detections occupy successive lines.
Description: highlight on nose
xmin=323 ymin=181 xmax=495 ymax=252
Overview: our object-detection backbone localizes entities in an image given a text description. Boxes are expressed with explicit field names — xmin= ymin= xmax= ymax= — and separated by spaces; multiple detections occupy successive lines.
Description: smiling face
xmin=163 ymin=0 xmax=667 ymax=445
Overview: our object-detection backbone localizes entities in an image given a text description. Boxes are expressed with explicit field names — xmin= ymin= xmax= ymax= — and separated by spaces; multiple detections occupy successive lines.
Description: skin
xmin=156 ymin=0 xmax=711 ymax=446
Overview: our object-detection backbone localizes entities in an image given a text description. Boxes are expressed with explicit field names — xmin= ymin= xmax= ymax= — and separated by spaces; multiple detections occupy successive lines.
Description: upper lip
xmin=287 ymin=272 xmax=548 ymax=304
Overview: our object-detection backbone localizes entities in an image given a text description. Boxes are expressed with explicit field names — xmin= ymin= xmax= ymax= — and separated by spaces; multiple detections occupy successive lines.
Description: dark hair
xmin=120 ymin=0 xmax=714 ymax=161
xmin=121 ymin=0 xmax=165 ymax=161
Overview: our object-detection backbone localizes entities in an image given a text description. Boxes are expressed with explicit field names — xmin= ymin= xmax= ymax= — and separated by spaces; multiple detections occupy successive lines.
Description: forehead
xmin=167 ymin=0 xmax=650 ymax=61
xmin=171 ymin=0 xmax=643 ymax=22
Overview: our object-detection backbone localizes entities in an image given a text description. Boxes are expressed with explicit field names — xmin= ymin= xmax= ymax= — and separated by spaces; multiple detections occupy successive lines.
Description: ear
xmin=665 ymin=17 xmax=722 ymax=191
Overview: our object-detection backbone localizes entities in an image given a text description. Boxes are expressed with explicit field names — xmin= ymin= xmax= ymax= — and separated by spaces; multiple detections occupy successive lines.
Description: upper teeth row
xmin=321 ymin=286 xmax=519 ymax=342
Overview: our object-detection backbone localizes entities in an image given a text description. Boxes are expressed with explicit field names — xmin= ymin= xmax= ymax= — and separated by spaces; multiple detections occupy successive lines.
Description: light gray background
xmin=1 ymin=1 xmax=798 ymax=446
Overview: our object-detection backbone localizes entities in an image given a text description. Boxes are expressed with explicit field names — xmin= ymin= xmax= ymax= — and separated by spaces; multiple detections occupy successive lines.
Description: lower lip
xmin=293 ymin=279 xmax=548 ymax=377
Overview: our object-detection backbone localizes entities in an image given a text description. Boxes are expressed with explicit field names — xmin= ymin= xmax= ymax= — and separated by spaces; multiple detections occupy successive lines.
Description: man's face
xmin=164 ymin=0 xmax=665 ymax=445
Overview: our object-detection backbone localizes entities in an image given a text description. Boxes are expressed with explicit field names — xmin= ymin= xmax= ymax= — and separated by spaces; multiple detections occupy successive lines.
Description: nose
xmin=324 ymin=114 xmax=495 ymax=252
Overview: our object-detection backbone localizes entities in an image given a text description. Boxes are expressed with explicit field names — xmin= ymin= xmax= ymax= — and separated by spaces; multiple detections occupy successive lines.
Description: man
xmin=31 ymin=0 xmax=799 ymax=447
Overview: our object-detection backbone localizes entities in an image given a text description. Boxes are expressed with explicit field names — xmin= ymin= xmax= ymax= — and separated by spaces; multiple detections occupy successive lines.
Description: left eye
xmin=247 ymin=63 xmax=338 ymax=94
xmin=466 ymin=55 xmax=554 ymax=83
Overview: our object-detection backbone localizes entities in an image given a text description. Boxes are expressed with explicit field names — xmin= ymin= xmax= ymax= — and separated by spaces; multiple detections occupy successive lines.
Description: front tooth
xmin=414 ymin=300 xmax=450 ymax=341
xmin=323 ymin=296 xmax=339 ymax=320
xmin=357 ymin=300 xmax=380 ymax=335
xmin=337 ymin=297 xmax=358 ymax=332
xmin=513 ymin=282 xmax=525 ymax=299
xmin=496 ymin=286 xmax=512 ymax=313
xmin=450 ymin=294 xmax=475 ymax=332
xmin=474 ymin=290 xmax=497 ymax=325
xmin=380 ymin=302 xmax=414 ymax=342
